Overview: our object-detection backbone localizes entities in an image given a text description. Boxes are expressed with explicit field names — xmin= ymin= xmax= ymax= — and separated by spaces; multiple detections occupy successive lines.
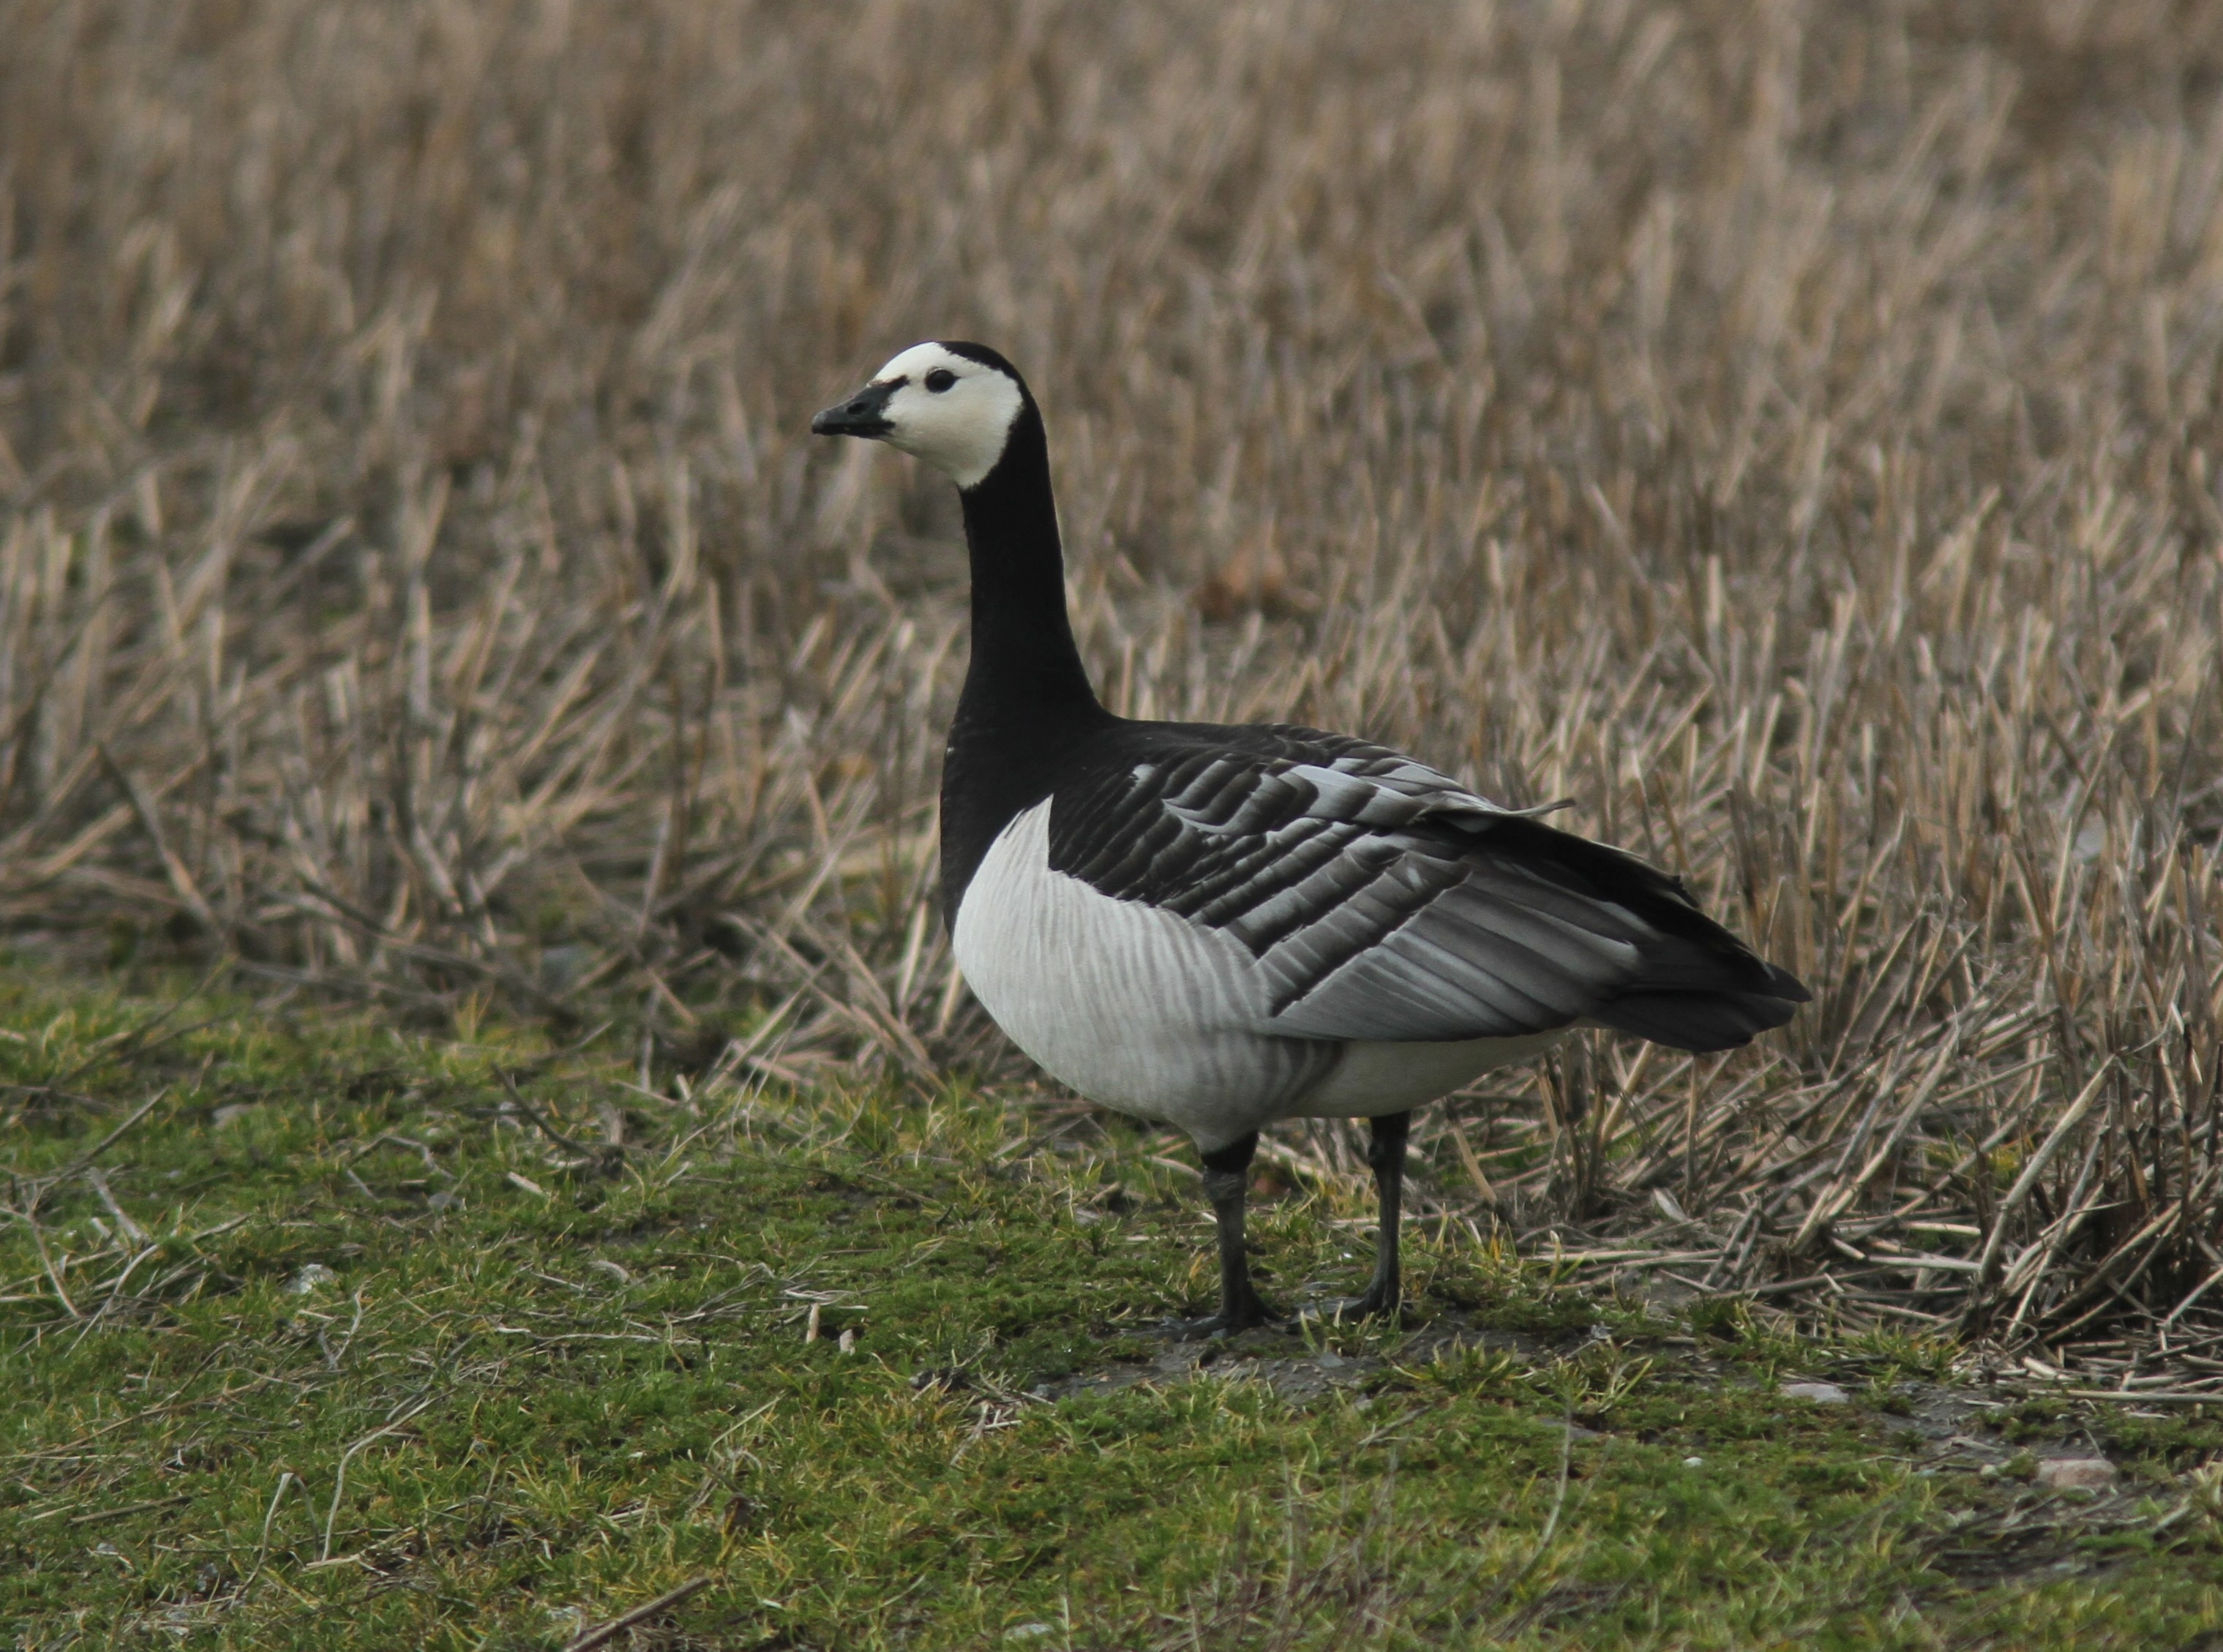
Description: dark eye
xmin=923 ymin=368 xmax=957 ymax=393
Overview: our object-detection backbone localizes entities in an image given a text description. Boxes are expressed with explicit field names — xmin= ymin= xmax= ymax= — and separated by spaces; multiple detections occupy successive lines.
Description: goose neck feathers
xmin=931 ymin=351 xmax=1107 ymax=919
xmin=810 ymin=339 xmax=1109 ymax=915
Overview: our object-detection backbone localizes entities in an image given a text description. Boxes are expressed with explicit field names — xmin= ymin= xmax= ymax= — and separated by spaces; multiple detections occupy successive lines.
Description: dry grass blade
xmin=562 ymin=1575 xmax=715 ymax=1652
xmin=1 ymin=0 xmax=2220 ymax=1364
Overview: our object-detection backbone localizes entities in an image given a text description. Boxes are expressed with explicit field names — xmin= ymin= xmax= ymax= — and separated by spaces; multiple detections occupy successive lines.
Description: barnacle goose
xmin=812 ymin=342 xmax=1809 ymax=1334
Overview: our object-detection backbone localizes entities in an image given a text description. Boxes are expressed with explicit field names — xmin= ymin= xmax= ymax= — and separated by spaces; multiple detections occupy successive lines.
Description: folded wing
xmin=1047 ymin=724 xmax=1807 ymax=1052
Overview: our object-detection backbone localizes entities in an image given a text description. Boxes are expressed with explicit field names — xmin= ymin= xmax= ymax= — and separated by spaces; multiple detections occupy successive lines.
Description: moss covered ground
xmin=4 ymin=971 xmax=2221 ymax=1650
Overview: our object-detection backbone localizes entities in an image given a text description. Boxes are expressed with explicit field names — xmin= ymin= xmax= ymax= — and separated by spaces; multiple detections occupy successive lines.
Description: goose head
xmin=810 ymin=341 xmax=1029 ymax=489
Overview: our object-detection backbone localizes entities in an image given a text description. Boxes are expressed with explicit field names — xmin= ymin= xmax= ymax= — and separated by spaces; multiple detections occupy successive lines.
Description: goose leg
xmin=1173 ymin=1132 xmax=1276 ymax=1337
xmin=1318 ymin=1111 xmax=1411 ymax=1322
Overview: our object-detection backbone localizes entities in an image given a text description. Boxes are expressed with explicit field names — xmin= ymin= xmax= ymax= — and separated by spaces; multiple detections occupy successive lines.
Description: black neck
xmin=940 ymin=399 xmax=1109 ymax=917
xmin=953 ymin=404 xmax=1101 ymax=722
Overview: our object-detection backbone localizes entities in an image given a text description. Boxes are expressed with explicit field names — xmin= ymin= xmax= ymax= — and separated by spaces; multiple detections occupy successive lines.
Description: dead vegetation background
xmin=2 ymin=0 xmax=2222 ymax=1367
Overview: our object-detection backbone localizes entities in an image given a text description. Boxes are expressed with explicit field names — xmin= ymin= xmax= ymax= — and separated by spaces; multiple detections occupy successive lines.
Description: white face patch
xmin=865 ymin=342 xmax=1026 ymax=488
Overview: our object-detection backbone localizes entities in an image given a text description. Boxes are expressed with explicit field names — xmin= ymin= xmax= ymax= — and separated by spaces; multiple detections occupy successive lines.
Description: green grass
xmin=4 ymin=972 xmax=2221 ymax=1650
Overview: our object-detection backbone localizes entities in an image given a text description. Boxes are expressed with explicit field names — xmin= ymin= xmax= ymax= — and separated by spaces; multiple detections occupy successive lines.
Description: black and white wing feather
xmin=1048 ymin=724 xmax=1807 ymax=1052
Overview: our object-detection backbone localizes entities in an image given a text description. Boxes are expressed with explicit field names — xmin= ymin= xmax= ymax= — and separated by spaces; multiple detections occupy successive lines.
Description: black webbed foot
xmin=1172 ymin=1116 xmax=1412 ymax=1339
xmin=1299 ymin=1112 xmax=1414 ymax=1328
xmin=1161 ymin=1133 xmax=1284 ymax=1340
xmin=1167 ymin=1279 xmax=1281 ymax=1340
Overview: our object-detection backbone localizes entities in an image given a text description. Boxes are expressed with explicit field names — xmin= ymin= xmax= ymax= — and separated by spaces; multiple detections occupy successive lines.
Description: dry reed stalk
xmin=2 ymin=0 xmax=2222 ymax=1362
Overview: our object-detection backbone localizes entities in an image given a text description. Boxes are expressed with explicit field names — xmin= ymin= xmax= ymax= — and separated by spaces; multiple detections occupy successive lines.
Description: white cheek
xmin=887 ymin=379 xmax=1024 ymax=487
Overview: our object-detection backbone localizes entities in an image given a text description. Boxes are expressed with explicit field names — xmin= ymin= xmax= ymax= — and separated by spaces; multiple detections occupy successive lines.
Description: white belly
xmin=1295 ymin=1029 xmax=1570 ymax=1116
xmin=952 ymin=800 xmax=1570 ymax=1149
xmin=953 ymin=801 xmax=1333 ymax=1144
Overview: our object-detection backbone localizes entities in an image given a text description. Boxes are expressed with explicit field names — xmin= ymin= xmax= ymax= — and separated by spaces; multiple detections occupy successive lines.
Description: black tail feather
xmin=1480 ymin=816 xmax=1811 ymax=1052
xmin=1592 ymin=980 xmax=1807 ymax=1054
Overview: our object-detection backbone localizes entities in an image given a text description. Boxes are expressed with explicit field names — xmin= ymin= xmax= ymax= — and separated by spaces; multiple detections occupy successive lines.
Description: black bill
xmin=809 ymin=378 xmax=901 ymax=438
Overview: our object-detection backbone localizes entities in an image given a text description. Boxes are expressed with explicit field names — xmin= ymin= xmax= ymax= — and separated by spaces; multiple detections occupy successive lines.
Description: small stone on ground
xmin=2036 ymin=1457 xmax=2116 ymax=1491
xmin=1780 ymin=1380 xmax=1851 ymax=1404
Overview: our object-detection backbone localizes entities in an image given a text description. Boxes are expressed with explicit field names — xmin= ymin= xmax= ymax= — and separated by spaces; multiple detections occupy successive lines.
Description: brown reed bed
xmin=1 ymin=0 xmax=2220 ymax=1370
